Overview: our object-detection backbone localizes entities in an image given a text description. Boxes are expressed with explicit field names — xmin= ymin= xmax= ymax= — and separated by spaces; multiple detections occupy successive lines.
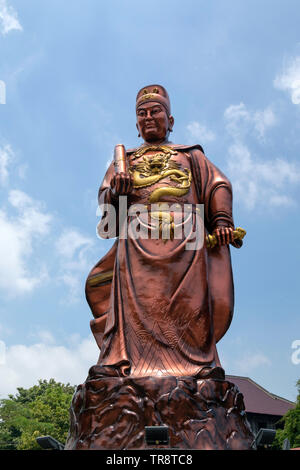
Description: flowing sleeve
xmin=207 ymin=179 xmax=234 ymax=231
xmin=189 ymin=146 xmax=235 ymax=342
xmin=203 ymin=155 xmax=243 ymax=247
xmin=189 ymin=148 xmax=234 ymax=232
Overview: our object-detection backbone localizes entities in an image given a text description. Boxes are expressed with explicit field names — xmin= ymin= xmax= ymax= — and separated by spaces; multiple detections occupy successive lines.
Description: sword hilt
xmin=206 ymin=227 xmax=246 ymax=249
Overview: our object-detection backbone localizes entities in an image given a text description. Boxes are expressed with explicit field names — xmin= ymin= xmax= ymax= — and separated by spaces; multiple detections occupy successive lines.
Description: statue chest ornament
xmin=129 ymin=146 xmax=192 ymax=203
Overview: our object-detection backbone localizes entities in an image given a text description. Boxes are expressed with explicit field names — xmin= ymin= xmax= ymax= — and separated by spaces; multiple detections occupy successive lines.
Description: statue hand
xmin=110 ymin=173 xmax=132 ymax=197
xmin=212 ymin=226 xmax=235 ymax=246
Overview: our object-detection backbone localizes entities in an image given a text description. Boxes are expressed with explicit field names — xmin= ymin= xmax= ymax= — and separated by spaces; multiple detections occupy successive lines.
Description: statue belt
xmin=128 ymin=203 xmax=202 ymax=216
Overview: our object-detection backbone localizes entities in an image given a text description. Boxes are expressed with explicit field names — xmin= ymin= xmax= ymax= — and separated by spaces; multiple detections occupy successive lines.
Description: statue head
xmin=136 ymin=85 xmax=174 ymax=144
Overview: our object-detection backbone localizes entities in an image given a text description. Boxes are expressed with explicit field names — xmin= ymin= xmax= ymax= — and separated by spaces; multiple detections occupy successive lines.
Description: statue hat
xmin=136 ymin=84 xmax=171 ymax=115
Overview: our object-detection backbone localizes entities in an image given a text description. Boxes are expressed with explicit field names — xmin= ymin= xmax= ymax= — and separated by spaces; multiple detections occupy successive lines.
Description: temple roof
xmin=226 ymin=375 xmax=295 ymax=416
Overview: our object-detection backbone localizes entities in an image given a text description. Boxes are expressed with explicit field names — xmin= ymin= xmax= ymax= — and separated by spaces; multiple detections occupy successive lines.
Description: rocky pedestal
xmin=65 ymin=366 xmax=253 ymax=450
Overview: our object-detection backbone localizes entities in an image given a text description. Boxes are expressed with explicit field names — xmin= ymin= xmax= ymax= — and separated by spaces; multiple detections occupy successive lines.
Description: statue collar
xmin=126 ymin=142 xmax=204 ymax=155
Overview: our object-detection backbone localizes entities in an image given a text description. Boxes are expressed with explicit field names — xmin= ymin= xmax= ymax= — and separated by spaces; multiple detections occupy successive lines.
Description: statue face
xmin=136 ymin=102 xmax=174 ymax=143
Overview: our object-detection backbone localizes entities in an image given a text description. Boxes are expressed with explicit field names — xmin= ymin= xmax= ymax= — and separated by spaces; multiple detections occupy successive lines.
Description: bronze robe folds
xmin=86 ymin=144 xmax=235 ymax=378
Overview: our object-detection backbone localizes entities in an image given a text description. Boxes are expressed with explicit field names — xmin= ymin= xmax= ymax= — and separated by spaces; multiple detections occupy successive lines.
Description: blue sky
xmin=0 ymin=0 xmax=299 ymax=402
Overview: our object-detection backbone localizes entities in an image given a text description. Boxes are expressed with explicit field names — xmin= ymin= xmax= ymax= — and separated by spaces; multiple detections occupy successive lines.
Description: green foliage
xmin=273 ymin=379 xmax=300 ymax=449
xmin=0 ymin=379 xmax=76 ymax=450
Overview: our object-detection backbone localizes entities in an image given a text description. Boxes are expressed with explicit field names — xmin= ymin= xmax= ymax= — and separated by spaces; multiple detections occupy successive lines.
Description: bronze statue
xmin=66 ymin=85 xmax=252 ymax=450
xmin=86 ymin=84 xmax=244 ymax=378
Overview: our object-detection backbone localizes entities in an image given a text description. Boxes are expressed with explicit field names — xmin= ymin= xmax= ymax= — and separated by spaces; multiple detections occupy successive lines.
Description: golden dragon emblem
xmin=129 ymin=149 xmax=192 ymax=203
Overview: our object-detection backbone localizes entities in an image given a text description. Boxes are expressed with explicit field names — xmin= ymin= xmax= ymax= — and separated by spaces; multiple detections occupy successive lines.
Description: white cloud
xmin=274 ymin=56 xmax=300 ymax=104
xmin=0 ymin=143 xmax=96 ymax=302
xmin=186 ymin=121 xmax=216 ymax=144
xmin=56 ymin=229 xmax=94 ymax=262
xmin=17 ymin=163 xmax=28 ymax=180
xmin=0 ymin=190 xmax=52 ymax=294
xmin=234 ymin=352 xmax=271 ymax=374
xmin=0 ymin=144 xmax=14 ymax=186
xmin=33 ymin=330 xmax=56 ymax=345
xmin=56 ymin=229 xmax=95 ymax=303
xmin=227 ymin=142 xmax=300 ymax=210
xmin=0 ymin=322 xmax=12 ymax=337
xmin=0 ymin=0 xmax=22 ymax=35
xmin=60 ymin=273 xmax=82 ymax=302
xmin=224 ymin=102 xmax=250 ymax=137
xmin=0 ymin=334 xmax=99 ymax=398
xmin=253 ymin=108 xmax=277 ymax=139
xmin=0 ymin=340 xmax=5 ymax=365
xmin=0 ymin=145 xmax=28 ymax=186
xmin=224 ymin=100 xmax=299 ymax=210
xmin=8 ymin=189 xmax=51 ymax=238
xmin=224 ymin=103 xmax=276 ymax=139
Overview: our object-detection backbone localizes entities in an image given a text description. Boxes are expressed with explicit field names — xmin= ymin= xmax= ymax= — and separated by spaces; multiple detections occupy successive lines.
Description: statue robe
xmin=86 ymin=144 xmax=235 ymax=378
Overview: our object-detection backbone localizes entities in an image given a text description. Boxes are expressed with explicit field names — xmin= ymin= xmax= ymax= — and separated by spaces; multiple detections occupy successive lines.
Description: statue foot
xmin=195 ymin=366 xmax=225 ymax=380
xmin=88 ymin=362 xmax=131 ymax=378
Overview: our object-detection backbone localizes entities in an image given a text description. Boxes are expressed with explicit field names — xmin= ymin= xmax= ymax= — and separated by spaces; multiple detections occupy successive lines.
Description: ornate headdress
xmin=136 ymin=84 xmax=171 ymax=115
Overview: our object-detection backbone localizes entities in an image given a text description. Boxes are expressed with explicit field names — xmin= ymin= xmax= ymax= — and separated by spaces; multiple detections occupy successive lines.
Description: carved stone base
xmin=65 ymin=367 xmax=253 ymax=450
